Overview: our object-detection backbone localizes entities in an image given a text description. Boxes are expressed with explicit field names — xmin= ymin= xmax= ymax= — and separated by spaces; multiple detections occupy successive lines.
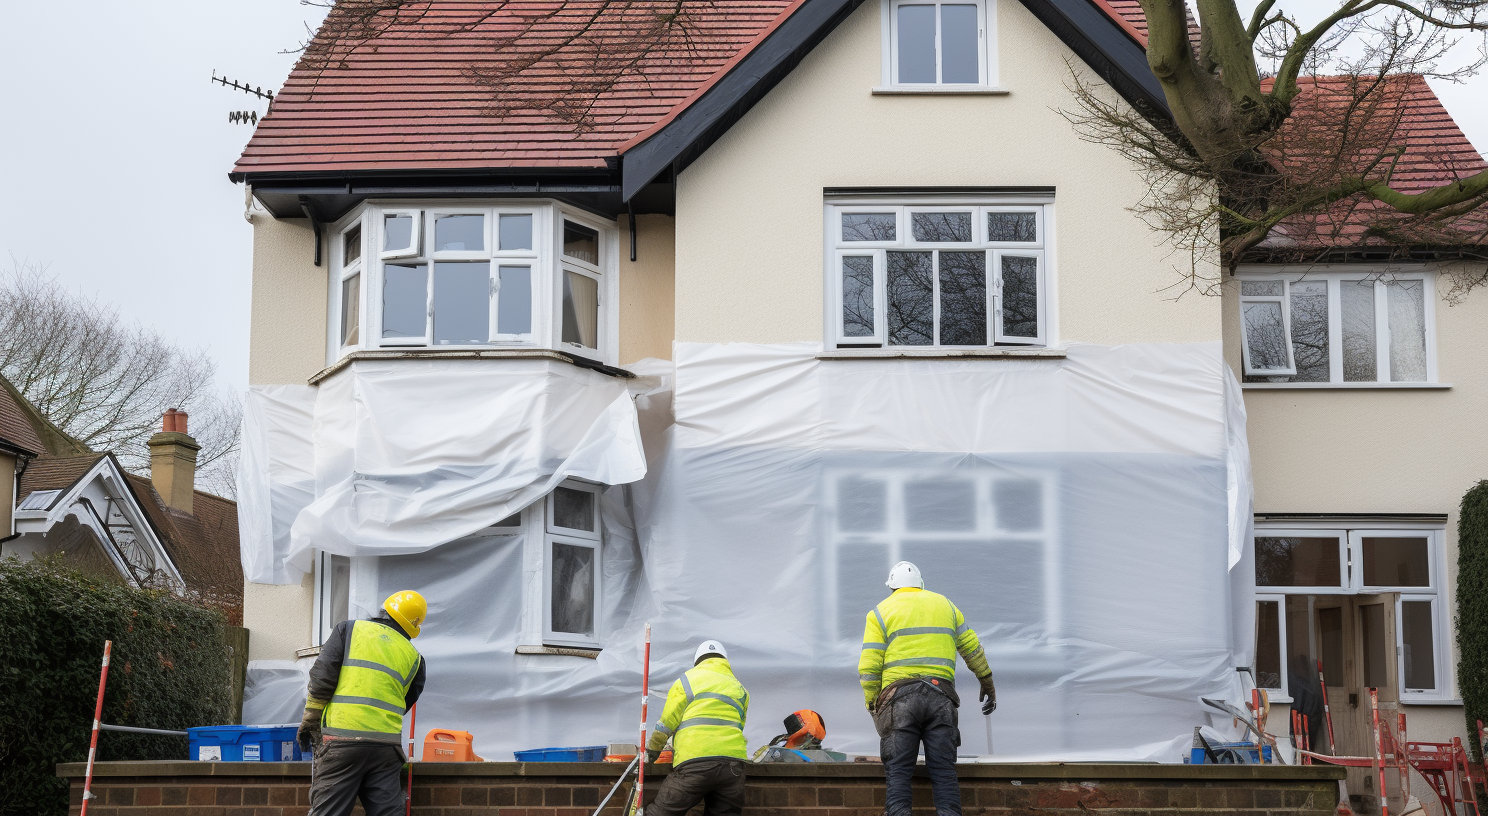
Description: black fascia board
xmin=620 ymin=0 xmax=1171 ymax=202
xmin=243 ymin=168 xmax=625 ymax=221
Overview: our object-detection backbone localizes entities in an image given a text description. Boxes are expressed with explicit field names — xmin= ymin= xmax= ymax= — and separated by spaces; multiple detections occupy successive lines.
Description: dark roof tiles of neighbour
xmin=16 ymin=453 xmax=105 ymax=502
xmin=0 ymin=379 xmax=47 ymax=456
xmin=125 ymin=475 xmax=243 ymax=619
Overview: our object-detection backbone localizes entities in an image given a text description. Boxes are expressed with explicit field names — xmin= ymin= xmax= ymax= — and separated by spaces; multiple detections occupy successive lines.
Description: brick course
xmin=60 ymin=760 xmax=1343 ymax=816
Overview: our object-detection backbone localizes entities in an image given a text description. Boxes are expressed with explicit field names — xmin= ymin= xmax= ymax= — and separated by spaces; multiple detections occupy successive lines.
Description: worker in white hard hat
xmin=859 ymin=562 xmax=995 ymax=816
xmin=644 ymin=640 xmax=750 ymax=816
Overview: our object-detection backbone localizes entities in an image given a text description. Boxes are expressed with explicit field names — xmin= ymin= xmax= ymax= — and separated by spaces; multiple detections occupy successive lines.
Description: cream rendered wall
xmin=673 ymin=0 xmax=1220 ymax=345
xmin=245 ymin=212 xmax=326 ymax=660
xmin=618 ymin=214 xmax=677 ymax=364
xmin=1222 ymin=275 xmax=1487 ymax=741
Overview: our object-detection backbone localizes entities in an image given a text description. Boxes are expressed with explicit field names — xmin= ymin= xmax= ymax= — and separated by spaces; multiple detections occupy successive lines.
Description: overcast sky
xmin=1 ymin=1 xmax=1484 ymax=397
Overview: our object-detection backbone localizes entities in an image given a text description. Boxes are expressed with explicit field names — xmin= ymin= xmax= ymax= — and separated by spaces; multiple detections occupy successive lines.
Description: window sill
xmin=1399 ymin=697 xmax=1463 ymax=706
xmin=1241 ymin=382 xmax=1451 ymax=390
xmin=312 ymin=348 xmax=632 ymax=385
xmin=295 ymin=646 xmax=322 ymax=659
xmin=818 ymin=347 xmax=1065 ymax=360
xmin=516 ymin=644 xmax=601 ymax=659
xmin=872 ymin=85 xmax=1010 ymax=95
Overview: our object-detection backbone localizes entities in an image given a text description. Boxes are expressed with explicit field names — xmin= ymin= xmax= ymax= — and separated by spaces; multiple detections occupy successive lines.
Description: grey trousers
xmin=647 ymin=757 xmax=747 ymax=816
xmin=309 ymin=741 xmax=405 ymax=816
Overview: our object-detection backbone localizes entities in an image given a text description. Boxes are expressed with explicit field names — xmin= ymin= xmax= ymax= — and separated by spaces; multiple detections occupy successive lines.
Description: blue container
xmin=188 ymin=725 xmax=305 ymax=762
xmin=1188 ymin=742 xmax=1272 ymax=764
xmin=513 ymin=745 xmax=606 ymax=762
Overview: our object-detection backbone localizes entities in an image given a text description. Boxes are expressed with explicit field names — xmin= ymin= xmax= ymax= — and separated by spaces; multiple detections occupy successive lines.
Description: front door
xmin=1313 ymin=593 xmax=1400 ymax=815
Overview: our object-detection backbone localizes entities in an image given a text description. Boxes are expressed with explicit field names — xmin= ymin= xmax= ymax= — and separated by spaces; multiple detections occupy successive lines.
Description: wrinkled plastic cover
xmin=241 ymin=660 xmax=311 ymax=726
xmin=242 ymin=343 xmax=1255 ymax=762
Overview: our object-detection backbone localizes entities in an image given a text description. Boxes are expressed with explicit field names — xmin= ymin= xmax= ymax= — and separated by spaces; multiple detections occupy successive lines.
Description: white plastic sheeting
xmin=241 ymin=660 xmax=311 ymax=726
xmin=241 ymin=342 xmax=1255 ymax=762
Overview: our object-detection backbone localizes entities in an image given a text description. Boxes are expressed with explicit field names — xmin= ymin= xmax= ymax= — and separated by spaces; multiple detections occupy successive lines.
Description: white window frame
xmin=880 ymin=0 xmax=999 ymax=89
xmin=1254 ymin=593 xmax=1288 ymax=693
xmin=379 ymin=209 xmax=422 ymax=259
xmin=1238 ymin=280 xmax=1296 ymax=376
xmin=1253 ymin=529 xmax=1349 ymax=594
xmin=1236 ymin=267 xmax=1440 ymax=387
xmin=542 ymin=480 xmax=603 ymax=648
xmin=337 ymin=221 xmax=365 ymax=351
xmin=555 ymin=212 xmax=611 ymax=363
xmin=1252 ymin=520 xmax=1452 ymax=702
xmin=311 ymin=550 xmax=352 ymax=647
xmin=825 ymin=200 xmax=1050 ymax=349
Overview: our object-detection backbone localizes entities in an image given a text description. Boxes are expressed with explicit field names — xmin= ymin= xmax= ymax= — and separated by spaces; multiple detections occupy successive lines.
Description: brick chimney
xmin=147 ymin=408 xmax=200 ymax=514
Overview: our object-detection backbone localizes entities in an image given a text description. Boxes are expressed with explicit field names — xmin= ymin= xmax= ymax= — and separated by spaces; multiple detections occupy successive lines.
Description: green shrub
xmin=0 ymin=556 xmax=233 ymax=816
xmin=1459 ymin=481 xmax=1488 ymax=764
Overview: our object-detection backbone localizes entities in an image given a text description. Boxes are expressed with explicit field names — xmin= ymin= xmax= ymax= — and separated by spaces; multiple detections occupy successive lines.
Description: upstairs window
xmin=883 ymin=0 xmax=996 ymax=88
xmin=1239 ymin=270 xmax=1436 ymax=385
xmin=828 ymin=202 xmax=1047 ymax=348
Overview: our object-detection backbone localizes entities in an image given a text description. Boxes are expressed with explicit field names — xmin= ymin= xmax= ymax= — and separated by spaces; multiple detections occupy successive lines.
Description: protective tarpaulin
xmin=241 ymin=342 xmax=1256 ymax=762
xmin=237 ymin=358 xmax=648 ymax=582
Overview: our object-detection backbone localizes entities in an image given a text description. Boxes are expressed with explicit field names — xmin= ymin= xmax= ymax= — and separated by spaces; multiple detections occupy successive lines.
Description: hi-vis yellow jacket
xmin=858 ymin=587 xmax=991 ymax=708
xmin=318 ymin=620 xmax=423 ymax=742
xmin=646 ymin=658 xmax=749 ymax=765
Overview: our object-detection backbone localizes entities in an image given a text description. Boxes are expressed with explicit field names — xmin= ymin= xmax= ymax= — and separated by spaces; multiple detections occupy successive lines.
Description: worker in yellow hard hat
xmin=644 ymin=640 xmax=750 ymax=816
xmin=859 ymin=562 xmax=995 ymax=816
xmin=298 ymin=590 xmax=427 ymax=816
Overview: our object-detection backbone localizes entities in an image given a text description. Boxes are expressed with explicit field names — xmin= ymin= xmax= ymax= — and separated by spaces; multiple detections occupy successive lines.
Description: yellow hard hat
xmin=383 ymin=590 xmax=427 ymax=638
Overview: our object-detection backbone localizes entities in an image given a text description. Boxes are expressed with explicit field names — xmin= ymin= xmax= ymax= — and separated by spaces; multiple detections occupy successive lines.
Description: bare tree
xmin=0 ymin=260 xmax=241 ymax=498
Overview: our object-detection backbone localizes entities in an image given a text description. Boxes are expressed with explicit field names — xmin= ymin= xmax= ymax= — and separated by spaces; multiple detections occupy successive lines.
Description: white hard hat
xmin=694 ymin=640 xmax=728 ymax=664
xmin=886 ymin=561 xmax=924 ymax=589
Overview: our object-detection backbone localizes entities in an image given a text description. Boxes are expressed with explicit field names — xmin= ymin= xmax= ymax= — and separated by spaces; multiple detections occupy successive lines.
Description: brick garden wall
xmin=59 ymin=760 xmax=1344 ymax=816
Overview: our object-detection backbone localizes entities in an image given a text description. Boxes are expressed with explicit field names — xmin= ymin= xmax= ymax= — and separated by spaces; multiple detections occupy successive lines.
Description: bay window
xmin=328 ymin=202 xmax=615 ymax=364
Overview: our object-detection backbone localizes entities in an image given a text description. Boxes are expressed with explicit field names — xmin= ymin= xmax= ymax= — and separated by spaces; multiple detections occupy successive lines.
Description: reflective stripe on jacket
xmin=858 ymin=587 xmax=990 ymax=708
xmin=321 ymin=620 xmax=422 ymax=742
xmin=646 ymin=657 xmax=749 ymax=765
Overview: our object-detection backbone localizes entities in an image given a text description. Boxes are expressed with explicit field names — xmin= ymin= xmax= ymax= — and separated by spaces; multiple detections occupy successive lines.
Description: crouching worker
xmin=297 ymin=591 xmax=428 ymax=816
xmin=645 ymin=640 xmax=750 ymax=816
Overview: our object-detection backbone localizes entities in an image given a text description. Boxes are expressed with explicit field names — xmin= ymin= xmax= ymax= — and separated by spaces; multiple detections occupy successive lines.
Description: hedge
xmin=1461 ymin=481 xmax=1488 ymax=765
xmin=0 ymin=557 xmax=234 ymax=816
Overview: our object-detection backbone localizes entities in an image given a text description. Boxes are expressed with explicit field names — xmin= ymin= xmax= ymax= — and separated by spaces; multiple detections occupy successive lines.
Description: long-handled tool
xmin=1318 ymin=660 xmax=1336 ymax=754
xmin=984 ymin=714 xmax=994 ymax=756
xmin=592 ymin=755 xmax=641 ymax=816
xmin=405 ymin=702 xmax=418 ymax=816
xmin=627 ymin=624 xmax=652 ymax=816
xmin=80 ymin=640 xmax=113 ymax=816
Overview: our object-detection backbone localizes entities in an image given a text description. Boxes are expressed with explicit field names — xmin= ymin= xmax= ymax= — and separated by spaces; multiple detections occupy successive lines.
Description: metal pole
xmin=406 ymin=702 xmax=417 ymax=816
xmin=633 ymin=624 xmax=651 ymax=816
xmin=1370 ymin=688 xmax=1389 ymax=816
xmin=80 ymin=641 xmax=112 ymax=816
xmin=592 ymin=755 xmax=640 ymax=816
xmin=98 ymin=724 xmax=188 ymax=737
xmin=1318 ymin=660 xmax=1336 ymax=754
xmin=984 ymin=714 xmax=993 ymax=756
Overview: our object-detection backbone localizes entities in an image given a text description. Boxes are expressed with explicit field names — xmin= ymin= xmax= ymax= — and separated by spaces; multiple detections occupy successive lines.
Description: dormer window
xmin=881 ymin=0 xmax=999 ymax=90
xmin=328 ymin=203 xmax=616 ymax=364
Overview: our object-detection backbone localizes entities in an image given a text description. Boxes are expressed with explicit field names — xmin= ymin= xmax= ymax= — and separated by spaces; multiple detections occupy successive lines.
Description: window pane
xmin=499 ymin=213 xmax=533 ymax=251
xmin=911 ymin=212 xmax=973 ymax=242
xmin=837 ymin=477 xmax=887 ymax=532
xmin=987 ymin=212 xmax=1037 ymax=242
xmin=1242 ymin=300 xmax=1289 ymax=370
xmin=1401 ymin=600 xmax=1436 ymax=690
xmin=1362 ymin=537 xmax=1430 ymax=587
xmin=551 ymin=542 xmax=595 ymax=636
xmin=1256 ymin=600 xmax=1282 ymax=690
xmin=993 ymin=479 xmax=1042 ymax=531
xmin=886 ymin=251 xmax=934 ymax=345
xmin=842 ymin=256 xmax=876 ymax=337
xmin=1341 ymin=280 xmax=1377 ymax=382
xmin=1255 ymin=537 xmax=1342 ymax=587
xmin=328 ymin=554 xmax=350 ymax=632
xmin=1387 ymin=280 xmax=1428 ymax=381
xmin=1000 ymin=255 xmax=1039 ymax=338
xmin=563 ymin=221 xmax=600 ymax=265
xmin=1318 ymin=607 xmax=1343 ymax=685
xmin=344 ymin=224 xmax=362 ymax=265
xmin=492 ymin=511 xmax=522 ymax=527
xmin=382 ymin=263 xmax=427 ymax=339
xmin=1360 ymin=602 xmax=1389 ymax=689
xmin=434 ymin=214 xmax=484 ymax=252
xmin=384 ymin=214 xmax=414 ymax=251
xmin=940 ymin=4 xmax=979 ymax=83
xmin=1241 ymin=280 xmax=1284 ymax=297
xmin=497 ymin=266 xmax=532 ymax=335
xmin=897 ymin=4 xmax=936 ymax=83
xmin=904 ymin=478 xmax=976 ymax=531
xmin=561 ymin=271 xmax=600 ymax=349
xmin=838 ymin=541 xmax=890 ymax=637
xmin=552 ymin=486 xmax=596 ymax=532
xmin=1289 ymin=280 xmax=1329 ymax=382
xmin=432 ymin=262 xmax=489 ymax=345
xmin=340 ymin=274 xmax=360 ymax=346
xmin=843 ymin=213 xmax=896 ymax=241
xmin=938 ymin=251 xmax=986 ymax=345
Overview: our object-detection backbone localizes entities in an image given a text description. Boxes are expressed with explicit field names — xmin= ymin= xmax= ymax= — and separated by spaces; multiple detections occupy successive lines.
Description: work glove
xmin=646 ymin=748 xmax=661 ymax=764
xmin=297 ymin=707 xmax=323 ymax=752
xmin=978 ymin=674 xmax=997 ymax=715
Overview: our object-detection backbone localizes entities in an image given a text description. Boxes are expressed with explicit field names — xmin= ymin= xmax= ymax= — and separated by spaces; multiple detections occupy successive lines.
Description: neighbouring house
xmin=0 ymin=380 xmax=244 ymax=623
xmin=229 ymin=0 xmax=1485 ymax=805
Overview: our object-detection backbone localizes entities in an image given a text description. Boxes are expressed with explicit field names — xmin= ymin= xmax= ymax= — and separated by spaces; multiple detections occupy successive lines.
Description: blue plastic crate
xmin=1188 ymin=742 xmax=1272 ymax=764
xmin=513 ymin=745 xmax=606 ymax=762
xmin=188 ymin=725 xmax=304 ymax=762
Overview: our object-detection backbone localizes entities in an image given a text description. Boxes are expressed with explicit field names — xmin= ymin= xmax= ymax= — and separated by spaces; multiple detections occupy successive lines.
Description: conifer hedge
xmin=1459 ymin=481 xmax=1488 ymax=764
xmin=0 ymin=557 xmax=234 ymax=816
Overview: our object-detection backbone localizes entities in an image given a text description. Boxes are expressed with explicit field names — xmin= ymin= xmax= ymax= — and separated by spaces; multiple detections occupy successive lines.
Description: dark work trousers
xmin=309 ymin=741 xmax=405 ymax=816
xmin=874 ymin=682 xmax=962 ymax=816
xmin=647 ymin=757 xmax=747 ymax=816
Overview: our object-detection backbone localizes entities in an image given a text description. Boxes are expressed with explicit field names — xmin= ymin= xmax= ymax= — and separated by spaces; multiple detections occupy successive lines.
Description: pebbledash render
xmin=230 ymin=0 xmax=1485 ymax=806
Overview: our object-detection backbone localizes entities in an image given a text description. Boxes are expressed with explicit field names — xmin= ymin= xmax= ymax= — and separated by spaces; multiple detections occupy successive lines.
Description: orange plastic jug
xmin=422 ymin=729 xmax=485 ymax=762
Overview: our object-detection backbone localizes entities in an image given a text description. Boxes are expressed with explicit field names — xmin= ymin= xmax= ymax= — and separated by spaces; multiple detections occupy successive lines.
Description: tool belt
xmin=875 ymin=676 xmax=960 ymax=710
